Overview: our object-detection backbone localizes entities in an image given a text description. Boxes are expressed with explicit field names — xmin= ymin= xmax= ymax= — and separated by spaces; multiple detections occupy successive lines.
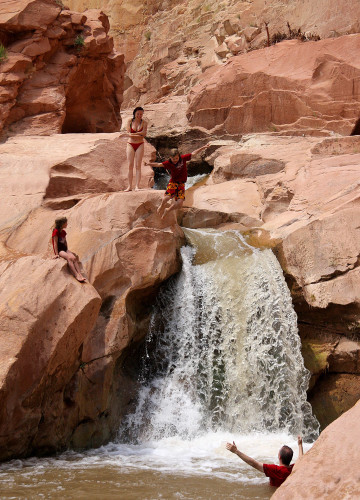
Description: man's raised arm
xmin=226 ymin=441 xmax=264 ymax=472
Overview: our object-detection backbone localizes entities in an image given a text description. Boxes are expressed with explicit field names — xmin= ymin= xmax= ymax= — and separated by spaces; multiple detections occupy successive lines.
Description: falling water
xmin=0 ymin=229 xmax=319 ymax=499
xmin=122 ymin=229 xmax=319 ymax=443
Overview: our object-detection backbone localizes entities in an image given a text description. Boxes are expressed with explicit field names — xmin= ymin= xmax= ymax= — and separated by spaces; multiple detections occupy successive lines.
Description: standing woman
xmin=125 ymin=107 xmax=148 ymax=191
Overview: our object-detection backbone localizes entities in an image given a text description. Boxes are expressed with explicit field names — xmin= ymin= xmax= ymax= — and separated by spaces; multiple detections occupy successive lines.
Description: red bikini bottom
xmin=129 ymin=142 xmax=144 ymax=152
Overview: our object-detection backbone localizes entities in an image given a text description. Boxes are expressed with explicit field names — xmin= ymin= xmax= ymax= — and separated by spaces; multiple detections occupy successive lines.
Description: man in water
xmin=226 ymin=436 xmax=303 ymax=487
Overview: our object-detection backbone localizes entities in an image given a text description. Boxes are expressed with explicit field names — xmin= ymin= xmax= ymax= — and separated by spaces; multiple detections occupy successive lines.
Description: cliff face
xmin=66 ymin=0 xmax=360 ymax=108
xmin=271 ymin=400 xmax=360 ymax=499
xmin=0 ymin=132 xmax=183 ymax=461
xmin=0 ymin=0 xmax=125 ymax=137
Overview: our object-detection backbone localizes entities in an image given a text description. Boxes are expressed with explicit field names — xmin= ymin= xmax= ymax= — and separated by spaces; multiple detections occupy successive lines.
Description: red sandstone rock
xmin=0 ymin=133 xmax=156 ymax=232
xmin=0 ymin=1 xmax=125 ymax=136
xmin=187 ymin=35 xmax=360 ymax=136
xmin=0 ymin=131 xmax=183 ymax=457
xmin=66 ymin=0 xmax=360 ymax=106
xmin=0 ymin=255 xmax=101 ymax=461
xmin=184 ymin=133 xmax=360 ymax=428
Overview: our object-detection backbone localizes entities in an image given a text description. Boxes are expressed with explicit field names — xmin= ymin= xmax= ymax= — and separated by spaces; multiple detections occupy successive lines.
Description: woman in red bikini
xmin=125 ymin=107 xmax=148 ymax=191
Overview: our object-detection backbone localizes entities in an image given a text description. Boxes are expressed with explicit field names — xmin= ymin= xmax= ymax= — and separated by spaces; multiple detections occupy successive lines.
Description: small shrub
xmin=145 ymin=31 xmax=151 ymax=41
xmin=55 ymin=0 xmax=65 ymax=9
xmin=203 ymin=4 xmax=211 ymax=12
xmin=0 ymin=43 xmax=7 ymax=63
xmin=74 ymin=34 xmax=85 ymax=51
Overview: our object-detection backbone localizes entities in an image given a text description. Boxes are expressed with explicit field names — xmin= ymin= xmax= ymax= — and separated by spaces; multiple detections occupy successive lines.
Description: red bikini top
xmin=130 ymin=120 xmax=143 ymax=133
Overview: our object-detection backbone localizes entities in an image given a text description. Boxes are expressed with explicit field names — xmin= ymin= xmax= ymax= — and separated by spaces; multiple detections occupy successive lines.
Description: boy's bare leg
xmin=157 ymin=195 xmax=171 ymax=216
xmin=162 ymin=199 xmax=183 ymax=218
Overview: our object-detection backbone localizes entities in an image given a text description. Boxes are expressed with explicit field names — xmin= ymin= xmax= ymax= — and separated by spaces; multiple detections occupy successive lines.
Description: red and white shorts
xmin=165 ymin=182 xmax=185 ymax=200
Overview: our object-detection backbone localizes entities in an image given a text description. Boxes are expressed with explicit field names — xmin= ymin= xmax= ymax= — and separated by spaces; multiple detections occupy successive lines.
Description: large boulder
xmin=187 ymin=35 xmax=360 ymax=136
xmin=0 ymin=1 xmax=125 ymax=136
xmin=0 ymin=132 xmax=155 ymax=232
xmin=0 ymin=255 xmax=101 ymax=460
xmin=271 ymin=400 xmax=360 ymax=499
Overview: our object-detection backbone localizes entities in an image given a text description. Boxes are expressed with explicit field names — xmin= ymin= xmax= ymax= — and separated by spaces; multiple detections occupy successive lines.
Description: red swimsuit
xmin=129 ymin=121 xmax=144 ymax=152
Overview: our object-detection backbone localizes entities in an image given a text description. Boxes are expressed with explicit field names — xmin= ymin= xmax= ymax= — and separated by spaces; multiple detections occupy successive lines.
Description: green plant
xmin=74 ymin=34 xmax=85 ymax=51
xmin=144 ymin=31 xmax=151 ymax=41
xmin=203 ymin=4 xmax=211 ymax=11
xmin=0 ymin=43 xmax=7 ymax=63
xmin=55 ymin=0 xmax=65 ymax=9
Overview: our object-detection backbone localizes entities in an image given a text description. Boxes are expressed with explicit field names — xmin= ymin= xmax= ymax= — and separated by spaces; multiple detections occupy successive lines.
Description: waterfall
xmin=122 ymin=229 xmax=319 ymax=443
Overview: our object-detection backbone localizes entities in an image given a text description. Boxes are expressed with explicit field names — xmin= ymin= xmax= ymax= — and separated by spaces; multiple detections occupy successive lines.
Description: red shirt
xmin=162 ymin=153 xmax=192 ymax=183
xmin=263 ymin=463 xmax=294 ymax=487
xmin=52 ymin=228 xmax=67 ymax=254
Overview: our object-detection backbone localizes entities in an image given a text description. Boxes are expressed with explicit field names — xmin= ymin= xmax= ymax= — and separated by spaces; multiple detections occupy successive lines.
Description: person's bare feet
xmin=134 ymin=186 xmax=140 ymax=191
xmin=76 ymin=274 xmax=86 ymax=283
xmin=124 ymin=186 xmax=132 ymax=192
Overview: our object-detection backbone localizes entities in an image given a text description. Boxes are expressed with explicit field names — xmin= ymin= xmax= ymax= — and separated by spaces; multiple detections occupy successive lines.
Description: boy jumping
xmin=146 ymin=144 xmax=209 ymax=218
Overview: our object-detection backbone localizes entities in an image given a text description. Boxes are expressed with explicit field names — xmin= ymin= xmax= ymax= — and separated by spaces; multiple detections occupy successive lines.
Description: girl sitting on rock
xmin=52 ymin=217 xmax=86 ymax=283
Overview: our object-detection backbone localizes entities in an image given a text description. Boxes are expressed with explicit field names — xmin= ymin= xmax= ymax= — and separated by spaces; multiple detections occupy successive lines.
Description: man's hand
xmin=226 ymin=441 xmax=264 ymax=472
xmin=226 ymin=441 xmax=238 ymax=454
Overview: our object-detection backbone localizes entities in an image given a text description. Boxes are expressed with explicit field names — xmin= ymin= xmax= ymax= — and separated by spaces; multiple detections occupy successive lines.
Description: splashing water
xmin=122 ymin=229 xmax=319 ymax=444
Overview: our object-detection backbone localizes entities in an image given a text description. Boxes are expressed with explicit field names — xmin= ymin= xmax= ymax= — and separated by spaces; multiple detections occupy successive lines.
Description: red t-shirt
xmin=263 ymin=464 xmax=294 ymax=487
xmin=162 ymin=153 xmax=192 ymax=183
xmin=52 ymin=228 xmax=67 ymax=254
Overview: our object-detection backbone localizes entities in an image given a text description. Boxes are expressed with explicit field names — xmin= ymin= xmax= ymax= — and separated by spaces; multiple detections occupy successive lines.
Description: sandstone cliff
xmin=0 ymin=132 xmax=184 ymax=460
xmin=66 ymin=0 xmax=360 ymax=108
xmin=0 ymin=0 xmax=125 ymax=136
xmin=181 ymin=133 xmax=360 ymax=430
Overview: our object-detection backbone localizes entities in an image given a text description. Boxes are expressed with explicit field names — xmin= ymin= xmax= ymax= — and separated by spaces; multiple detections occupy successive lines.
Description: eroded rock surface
xmin=0 ymin=256 xmax=101 ymax=460
xmin=0 ymin=132 xmax=183 ymax=459
xmin=67 ymin=0 xmax=360 ymax=108
xmin=0 ymin=0 xmax=124 ymax=136
xmin=188 ymin=35 xmax=360 ymax=136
